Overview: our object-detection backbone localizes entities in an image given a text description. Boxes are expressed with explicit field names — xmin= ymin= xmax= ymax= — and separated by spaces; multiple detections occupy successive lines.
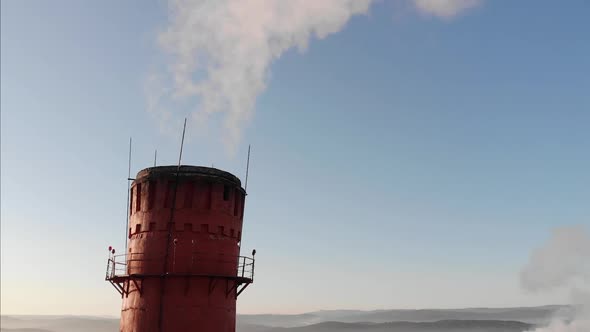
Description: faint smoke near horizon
xmin=149 ymin=0 xmax=483 ymax=154
xmin=521 ymin=225 xmax=590 ymax=332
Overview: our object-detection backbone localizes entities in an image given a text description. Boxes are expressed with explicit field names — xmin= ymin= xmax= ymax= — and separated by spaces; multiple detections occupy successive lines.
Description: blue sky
xmin=1 ymin=0 xmax=589 ymax=315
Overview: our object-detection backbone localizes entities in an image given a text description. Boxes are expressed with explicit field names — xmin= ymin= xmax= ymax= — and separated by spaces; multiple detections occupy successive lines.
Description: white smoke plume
xmin=153 ymin=0 xmax=372 ymax=153
xmin=413 ymin=0 xmax=482 ymax=19
xmin=521 ymin=225 xmax=590 ymax=332
xmin=150 ymin=0 xmax=483 ymax=153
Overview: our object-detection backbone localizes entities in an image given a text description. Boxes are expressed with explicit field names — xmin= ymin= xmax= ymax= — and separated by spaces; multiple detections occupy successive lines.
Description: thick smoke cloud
xmin=521 ymin=226 xmax=590 ymax=332
xmin=150 ymin=0 xmax=483 ymax=153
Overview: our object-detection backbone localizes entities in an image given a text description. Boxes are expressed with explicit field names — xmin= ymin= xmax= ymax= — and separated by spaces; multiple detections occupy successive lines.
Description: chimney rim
xmin=134 ymin=165 xmax=244 ymax=191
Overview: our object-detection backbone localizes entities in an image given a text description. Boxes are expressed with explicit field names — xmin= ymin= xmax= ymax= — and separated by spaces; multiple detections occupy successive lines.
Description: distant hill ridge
xmin=237 ymin=305 xmax=571 ymax=327
xmin=238 ymin=319 xmax=535 ymax=332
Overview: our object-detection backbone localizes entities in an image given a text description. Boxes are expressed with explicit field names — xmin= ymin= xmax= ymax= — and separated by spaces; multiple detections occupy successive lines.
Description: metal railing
xmin=105 ymin=254 xmax=128 ymax=279
xmin=105 ymin=252 xmax=254 ymax=281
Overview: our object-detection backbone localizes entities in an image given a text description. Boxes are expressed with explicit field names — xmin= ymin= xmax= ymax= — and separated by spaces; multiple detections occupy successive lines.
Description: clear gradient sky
xmin=1 ymin=0 xmax=589 ymax=316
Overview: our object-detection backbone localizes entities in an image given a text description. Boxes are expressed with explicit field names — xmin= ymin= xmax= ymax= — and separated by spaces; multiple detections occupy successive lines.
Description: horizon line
xmin=1 ymin=303 xmax=571 ymax=318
